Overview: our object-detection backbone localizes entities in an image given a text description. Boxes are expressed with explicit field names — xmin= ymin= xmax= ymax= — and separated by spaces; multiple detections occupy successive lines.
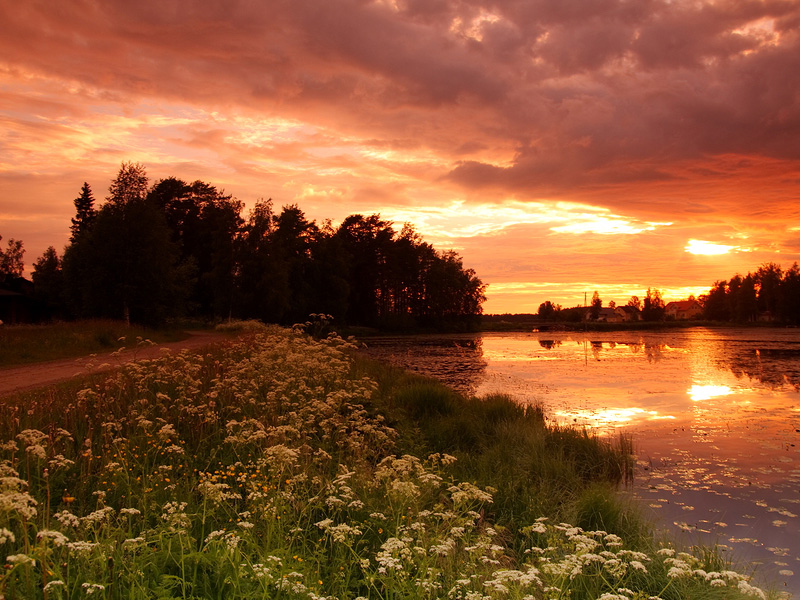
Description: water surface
xmin=364 ymin=328 xmax=800 ymax=597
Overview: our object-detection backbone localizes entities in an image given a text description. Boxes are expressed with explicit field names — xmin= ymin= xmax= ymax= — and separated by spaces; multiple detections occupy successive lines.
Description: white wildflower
xmin=448 ymin=482 xmax=493 ymax=505
xmin=48 ymin=454 xmax=75 ymax=469
xmin=82 ymin=506 xmax=114 ymax=525
xmin=6 ymin=553 xmax=35 ymax=566
xmin=82 ymin=582 xmax=106 ymax=595
xmin=0 ymin=440 xmax=18 ymax=452
xmin=528 ymin=522 xmax=547 ymax=534
xmin=667 ymin=566 xmax=690 ymax=578
xmin=122 ymin=537 xmax=145 ymax=548
xmin=630 ymin=560 xmax=648 ymax=573
xmin=37 ymin=530 xmax=69 ymax=546
xmin=0 ymin=479 xmax=38 ymax=519
xmin=0 ymin=527 xmax=15 ymax=544
xmin=204 ymin=530 xmax=227 ymax=544
xmin=158 ymin=423 xmax=177 ymax=441
xmin=67 ymin=541 xmax=99 ymax=555
xmin=54 ymin=510 xmax=80 ymax=528
xmin=737 ymin=580 xmax=766 ymax=599
xmin=44 ymin=580 xmax=65 ymax=591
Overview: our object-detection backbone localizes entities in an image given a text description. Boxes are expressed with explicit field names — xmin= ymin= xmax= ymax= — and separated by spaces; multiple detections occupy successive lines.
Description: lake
xmin=363 ymin=327 xmax=800 ymax=598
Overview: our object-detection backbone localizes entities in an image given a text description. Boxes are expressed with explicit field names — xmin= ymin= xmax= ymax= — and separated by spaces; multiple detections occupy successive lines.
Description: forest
xmin=0 ymin=162 xmax=486 ymax=330
xmin=699 ymin=263 xmax=800 ymax=323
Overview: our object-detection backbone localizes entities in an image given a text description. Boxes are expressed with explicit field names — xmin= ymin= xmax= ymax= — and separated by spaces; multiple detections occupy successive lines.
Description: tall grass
xmin=0 ymin=329 xmax=772 ymax=599
xmin=350 ymin=357 xmax=637 ymax=533
xmin=0 ymin=320 xmax=187 ymax=367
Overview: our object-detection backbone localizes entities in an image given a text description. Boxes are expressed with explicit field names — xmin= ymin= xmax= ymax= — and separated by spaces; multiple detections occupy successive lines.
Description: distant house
xmin=0 ymin=276 xmax=38 ymax=324
xmin=0 ymin=288 xmax=36 ymax=324
xmin=665 ymin=300 xmax=703 ymax=320
xmin=585 ymin=306 xmax=629 ymax=323
xmin=619 ymin=305 xmax=641 ymax=321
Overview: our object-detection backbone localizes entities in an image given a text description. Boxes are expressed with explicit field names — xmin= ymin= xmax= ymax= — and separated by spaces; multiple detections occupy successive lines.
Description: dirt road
xmin=0 ymin=330 xmax=227 ymax=397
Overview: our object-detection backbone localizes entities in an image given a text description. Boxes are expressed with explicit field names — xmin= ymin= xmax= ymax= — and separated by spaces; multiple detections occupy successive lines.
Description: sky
xmin=1 ymin=0 xmax=799 ymax=314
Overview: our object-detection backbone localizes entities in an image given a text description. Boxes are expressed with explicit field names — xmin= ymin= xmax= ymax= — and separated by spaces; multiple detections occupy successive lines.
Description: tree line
xmin=536 ymin=263 xmax=800 ymax=325
xmin=701 ymin=263 xmax=800 ymax=324
xmin=3 ymin=162 xmax=486 ymax=330
xmin=537 ymin=287 xmax=669 ymax=322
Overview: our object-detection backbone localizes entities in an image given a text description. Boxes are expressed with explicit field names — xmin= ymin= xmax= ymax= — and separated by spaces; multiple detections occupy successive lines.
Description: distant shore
xmin=480 ymin=316 xmax=798 ymax=333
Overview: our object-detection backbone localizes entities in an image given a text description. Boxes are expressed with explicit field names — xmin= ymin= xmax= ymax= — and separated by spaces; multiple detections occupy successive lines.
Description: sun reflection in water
xmin=554 ymin=407 xmax=675 ymax=429
xmin=689 ymin=384 xmax=733 ymax=401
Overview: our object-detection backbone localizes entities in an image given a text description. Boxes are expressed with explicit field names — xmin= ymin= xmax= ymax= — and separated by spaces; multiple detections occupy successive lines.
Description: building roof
xmin=665 ymin=300 xmax=702 ymax=311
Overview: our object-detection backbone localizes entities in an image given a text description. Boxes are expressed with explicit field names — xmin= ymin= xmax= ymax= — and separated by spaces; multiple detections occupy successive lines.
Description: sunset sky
xmin=2 ymin=0 xmax=799 ymax=313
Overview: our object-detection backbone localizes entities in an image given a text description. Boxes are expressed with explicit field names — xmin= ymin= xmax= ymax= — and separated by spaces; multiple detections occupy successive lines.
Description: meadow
xmin=0 ymin=322 xmax=772 ymax=599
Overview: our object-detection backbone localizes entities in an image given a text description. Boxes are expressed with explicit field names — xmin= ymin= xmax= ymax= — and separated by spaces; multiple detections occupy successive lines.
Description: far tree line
xmin=0 ymin=162 xmax=486 ymax=330
xmin=537 ymin=287 xmax=670 ymax=323
xmin=536 ymin=263 xmax=800 ymax=325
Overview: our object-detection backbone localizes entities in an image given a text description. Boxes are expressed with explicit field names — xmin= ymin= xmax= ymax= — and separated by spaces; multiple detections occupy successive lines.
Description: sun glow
xmin=552 ymin=217 xmax=671 ymax=235
xmin=378 ymin=200 xmax=673 ymax=241
xmin=685 ymin=239 xmax=736 ymax=255
xmin=689 ymin=384 xmax=732 ymax=401
xmin=554 ymin=407 xmax=671 ymax=427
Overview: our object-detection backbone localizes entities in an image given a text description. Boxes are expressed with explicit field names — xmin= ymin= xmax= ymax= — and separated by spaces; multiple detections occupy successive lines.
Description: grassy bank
xmin=0 ymin=320 xmax=189 ymax=368
xmin=0 ymin=327 xmax=771 ymax=599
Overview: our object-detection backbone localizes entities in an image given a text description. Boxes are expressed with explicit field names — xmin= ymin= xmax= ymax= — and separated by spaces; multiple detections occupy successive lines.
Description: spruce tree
xmin=70 ymin=182 xmax=97 ymax=242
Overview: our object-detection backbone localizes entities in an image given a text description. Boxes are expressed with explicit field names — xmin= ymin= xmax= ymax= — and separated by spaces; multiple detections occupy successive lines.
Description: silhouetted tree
xmin=272 ymin=205 xmax=321 ymax=323
xmin=108 ymin=162 xmax=148 ymax=206
xmin=336 ymin=214 xmax=395 ymax=326
xmin=736 ymin=274 xmax=758 ymax=322
xmin=755 ymin=263 xmax=782 ymax=316
xmin=70 ymin=182 xmax=97 ymax=242
xmin=235 ymin=199 xmax=290 ymax=322
xmin=147 ymin=177 xmax=243 ymax=318
xmin=702 ymin=280 xmax=729 ymax=321
xmin=421 ymin=250 xmax=485 ymax=330
xmin=32 ymin=247 xmax=64 ymax=319
xmin=780 ymin=263 xmax=800 ymax=324
xmin=590 ymin=291 xmax=602 ymax=320
xmin=538 ymin=300 xmax=560 ymax=320
xmin=0 ymin=236 xmax=24 ymax=278
xmin=306 ymin=221 xmax=350 ymax=321
xmin=333 ymin=214 xmax=484 ymax=330
xmin=52 ymin=164 xmax=487 ymax=330
xmin=63 ymin=164 xmax=189 ymax=325
xmin=642 ymin=288 xmax=665 ymax=321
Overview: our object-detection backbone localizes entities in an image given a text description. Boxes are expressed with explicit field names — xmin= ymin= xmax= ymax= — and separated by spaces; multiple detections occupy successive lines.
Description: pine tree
xmin=70 ymin=182 xmax=97 ymax=242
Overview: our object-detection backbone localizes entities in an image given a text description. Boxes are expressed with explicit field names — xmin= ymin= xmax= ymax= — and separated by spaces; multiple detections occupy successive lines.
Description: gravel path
xmin=0 ymin=330 xmax=227 ymax=397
